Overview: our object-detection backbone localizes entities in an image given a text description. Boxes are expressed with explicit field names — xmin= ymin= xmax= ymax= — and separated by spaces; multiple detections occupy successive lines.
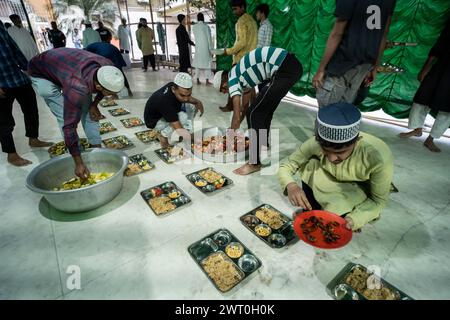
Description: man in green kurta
xmin=278 ymin=103 xmax=394 ymax=231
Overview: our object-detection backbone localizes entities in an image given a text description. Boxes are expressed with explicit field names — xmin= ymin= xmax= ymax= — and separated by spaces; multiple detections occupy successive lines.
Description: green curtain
xmin=216 ymin=0 xmax=450 ymax=119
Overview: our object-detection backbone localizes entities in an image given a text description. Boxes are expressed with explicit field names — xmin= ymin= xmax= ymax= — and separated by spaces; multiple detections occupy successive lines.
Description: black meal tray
xmin=326 ymin=262 xmax=414 ymax=300
xmin=154 ymin=146 xmax=190 ymax=164
xmin=120 ymin=117 xmax=145 ymax=128
xmin=185 ymin=167 xmax=233 ymax=195
xmin=108 ymin=108 xmax=131 ymax=117
xmin=102 ymin=135 xmax=135 ymax=150
xmin=140 ymin=181 xmax=192 ymax=216
xmin=240 ymin=204 xmax=298 ymax=249
xmin=124 ymin=154 xmax=155 ymax=177
xmin=99 ymin=122 xmax=117 ymax=135
xmin=188 ymin=228 xmax=262 ymax=293
xmin=135 ymin=130 xmax=159 ymax=144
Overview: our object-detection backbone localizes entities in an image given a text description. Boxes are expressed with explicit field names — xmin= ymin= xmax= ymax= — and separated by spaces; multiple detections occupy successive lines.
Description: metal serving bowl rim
xmin=26 ymin=149 xmax=129 ymax=195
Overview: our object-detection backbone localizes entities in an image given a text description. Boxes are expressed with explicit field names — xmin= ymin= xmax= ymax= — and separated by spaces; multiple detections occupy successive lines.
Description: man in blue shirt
xmin=85 ymin=42 xmax=133 ymax=97
xmin=0 ymin=21 xmax=52 ymax=167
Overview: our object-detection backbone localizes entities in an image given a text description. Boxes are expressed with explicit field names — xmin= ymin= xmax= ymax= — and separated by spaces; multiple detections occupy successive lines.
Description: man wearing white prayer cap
xmin=278 ymin=102 xmax=394 ymax=231
xmin=144 ymin=73 xmax=204 ymax=148
xmin=28 ymin=48 xmax=124 ymax=179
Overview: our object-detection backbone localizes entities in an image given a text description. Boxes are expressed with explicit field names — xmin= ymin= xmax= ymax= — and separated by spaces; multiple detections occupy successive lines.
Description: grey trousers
xmin=316 ymin=64 xmax=372 ymax=107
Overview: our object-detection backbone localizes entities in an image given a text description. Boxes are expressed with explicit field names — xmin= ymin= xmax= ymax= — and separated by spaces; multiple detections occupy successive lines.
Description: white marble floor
xmin=0 ymin=68 xmax=449 ymax=300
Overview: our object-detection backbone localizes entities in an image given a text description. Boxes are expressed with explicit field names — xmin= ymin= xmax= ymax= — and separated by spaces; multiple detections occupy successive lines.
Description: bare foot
xmin=29 ymin=138 xmax=54 ymax=148
xmin=233 ymin=163 xmax=261 ymax=176
xmin=398 ymin=128 xmax=422 ymax=138
xmin=159 ymin=136 xmax=170 ymax=149
xmin=219 ymin=105 xmax=233 ymax=112
xmin=7 ymin=153 xmax=32 ymax=166
xmin=424 ymin=136 xmax=441 ymax=152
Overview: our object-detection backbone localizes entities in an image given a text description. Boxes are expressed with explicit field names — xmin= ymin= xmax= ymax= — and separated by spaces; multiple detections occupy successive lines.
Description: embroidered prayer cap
xmin=174 ymin=72 xmax=193 ymax=89
xmin=317 ymin=102 xmax=362 ymax=143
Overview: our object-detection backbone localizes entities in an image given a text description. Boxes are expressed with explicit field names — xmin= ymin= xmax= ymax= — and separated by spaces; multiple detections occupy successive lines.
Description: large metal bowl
xmin=191 ymin=127 xmax=248 ymax=163
xmin=26 ymin=149 xmax=129 ymax=213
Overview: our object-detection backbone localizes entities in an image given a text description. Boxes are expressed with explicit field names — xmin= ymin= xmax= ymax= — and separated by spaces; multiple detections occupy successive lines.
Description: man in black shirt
xmin=313 ymin=0 xmax=395 ymax=107
xmin=144 ymin=73 xmax=204 ymax=148
xmin=48 ymin=21 xmax=66 ymax=48
xmin=399 ymin=19 xmax=450 ymax=152
xmin=96 ymin=21 xmax=112 ymax=43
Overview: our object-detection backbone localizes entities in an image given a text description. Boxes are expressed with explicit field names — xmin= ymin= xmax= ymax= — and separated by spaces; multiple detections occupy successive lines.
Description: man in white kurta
xmin=192 ymin=13 xmax=213 ymax=85
xmin=118 ymin=18 xmax=131 ymax=52
xmin=117 ymin=18 xmax=132 ymax=69
xmin=7 ymin=14 xmax=39 ymax=61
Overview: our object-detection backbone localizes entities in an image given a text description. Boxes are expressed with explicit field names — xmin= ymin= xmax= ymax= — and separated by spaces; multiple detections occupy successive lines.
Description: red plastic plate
xmin=293 ymin=210 xmax=352 ymax=249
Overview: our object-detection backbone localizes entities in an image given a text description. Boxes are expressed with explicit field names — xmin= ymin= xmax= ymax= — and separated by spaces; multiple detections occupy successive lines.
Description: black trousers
xmin=247 ymin=53 xmax=303 ymax=164
xmin=0 ymin=84 xmax=39 ymax=154
xmin=143 ymin=54 xmax=156 ymax=71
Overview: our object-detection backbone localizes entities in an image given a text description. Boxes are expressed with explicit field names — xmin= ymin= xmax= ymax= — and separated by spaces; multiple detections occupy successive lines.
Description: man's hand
xmin=364 ymin=69 xmax=377 ymax=87
xmin=89 ymin=105 xmax=102 ymax=122
xmin=0 ymin=88 xmax=6 ymax=98
xmin=195 ymin=101 xmax=204 ymax=116
xmin=286 ymin=183 xmax=313 ymax=211
xmin=75 ymin=162 xmax=90 ymax=180
xmin=312 ymin=70 xmax=325 ymax=89
xmin=188 ymin=97 xmax=204 ymax=117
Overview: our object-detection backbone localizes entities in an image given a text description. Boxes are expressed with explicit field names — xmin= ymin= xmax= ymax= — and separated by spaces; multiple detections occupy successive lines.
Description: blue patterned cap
xmin=317 ymin=103 xmax=361 ymax=143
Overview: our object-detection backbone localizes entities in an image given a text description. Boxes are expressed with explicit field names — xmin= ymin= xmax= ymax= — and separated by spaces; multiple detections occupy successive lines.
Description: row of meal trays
xmin=47 ymin=130 xmax=159 ymax=158
xmin=187 ymin=226 xmax=413 ymax=298
xmin=136 ymin=171 xmax=413 ymax=298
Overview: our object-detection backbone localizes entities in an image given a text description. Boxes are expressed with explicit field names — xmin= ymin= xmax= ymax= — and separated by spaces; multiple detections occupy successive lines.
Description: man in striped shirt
xmin=213 ymin=46 xmax=303 ymax=175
